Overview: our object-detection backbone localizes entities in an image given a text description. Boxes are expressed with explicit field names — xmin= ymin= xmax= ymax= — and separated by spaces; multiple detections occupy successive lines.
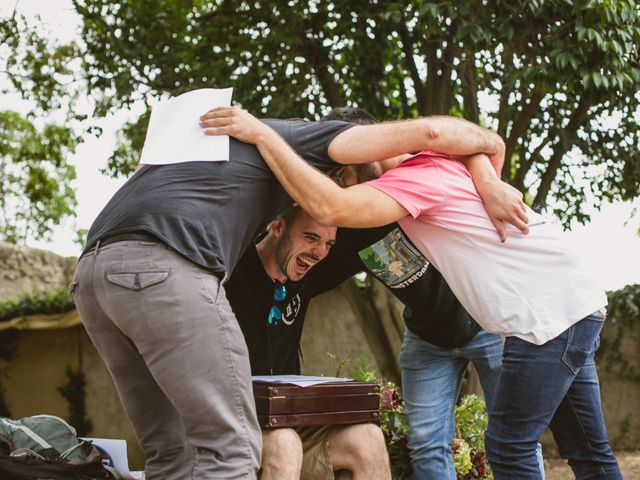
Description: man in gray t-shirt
xmin=71 ymin=110 xmax=508 ymax=480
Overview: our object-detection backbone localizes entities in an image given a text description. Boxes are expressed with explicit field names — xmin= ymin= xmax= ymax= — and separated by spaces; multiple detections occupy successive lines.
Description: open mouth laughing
xmin=295 ymin=254 xmax=318 ymax=272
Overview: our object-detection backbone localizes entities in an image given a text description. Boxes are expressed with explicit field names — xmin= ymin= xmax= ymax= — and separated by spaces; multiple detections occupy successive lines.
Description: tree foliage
xmin=2 ymin=0 xmax=640 ymax=225
xmin=597 ymin=283 xmax=640 ymax=380
xmin=0 ymin=110 xmax=77 ymax=243
xmin=0 ymin=14 xmax=79 ymax=243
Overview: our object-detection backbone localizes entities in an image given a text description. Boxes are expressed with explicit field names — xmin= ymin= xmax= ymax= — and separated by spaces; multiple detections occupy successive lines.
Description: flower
xmin=452 ymin=438 xmax=473 ymax=477
xmin=378 ymin=388 xmax=492 ymax=479
xmin=381 ymin=384 xmax=404 ymax=410
xmin=352 ymin=362 xmax=492 ymax=479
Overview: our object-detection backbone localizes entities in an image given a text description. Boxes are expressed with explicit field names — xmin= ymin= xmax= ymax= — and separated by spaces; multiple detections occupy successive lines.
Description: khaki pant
xmin=298 ymin=426 xmax=352 ymax=480
xmin=72 ymin=240 xmax=261 ymax=479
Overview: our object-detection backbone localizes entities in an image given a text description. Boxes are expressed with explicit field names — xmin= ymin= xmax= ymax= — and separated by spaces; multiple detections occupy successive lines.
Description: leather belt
xmin=99 ymin=231 xmax=159 ymax=247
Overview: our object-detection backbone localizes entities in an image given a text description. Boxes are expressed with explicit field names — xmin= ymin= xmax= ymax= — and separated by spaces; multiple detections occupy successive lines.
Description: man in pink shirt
xmin=201 ymin=107 xmax=622 ymax=480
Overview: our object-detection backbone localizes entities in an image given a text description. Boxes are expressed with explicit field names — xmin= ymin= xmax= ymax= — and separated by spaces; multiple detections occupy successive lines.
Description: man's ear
xmin=270 ymin=217 xmax=285 ymax=238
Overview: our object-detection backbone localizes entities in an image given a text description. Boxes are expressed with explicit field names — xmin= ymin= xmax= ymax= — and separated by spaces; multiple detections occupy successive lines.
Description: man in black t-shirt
xmin=71 ymin=96 xmax=507 ymax=480
xmin=226 ymin=205 xmax=391 ymax=480
xmin=232 ymin=108 xmax=533 ymax=479
xmin=315 ymin=224 xmax=505 ymax=480
xmin=227 ymin=209 xmax=504 ymax=480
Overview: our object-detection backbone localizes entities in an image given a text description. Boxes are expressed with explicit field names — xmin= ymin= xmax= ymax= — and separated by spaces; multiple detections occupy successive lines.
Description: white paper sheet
xmin=139 ymin=88 xmax=233 ymax=165
xmin=251 ymin=375 xmax=353 ymax=387
xmin=82 ymin=437 xmax=141 ymax=479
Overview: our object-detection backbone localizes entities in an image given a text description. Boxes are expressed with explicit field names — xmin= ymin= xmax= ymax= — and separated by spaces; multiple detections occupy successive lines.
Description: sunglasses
xmin=267 ymin=282 xmax=287 ymax=326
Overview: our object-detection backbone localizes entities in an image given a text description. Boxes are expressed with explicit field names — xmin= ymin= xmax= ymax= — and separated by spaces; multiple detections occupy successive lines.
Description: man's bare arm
xmin=460 ymin=154 xmax=529 ymax=241
xmin=200 ymin=107 xmax=527 ymax=237
xmin=327 ymin=117 xmax=505 ymax=174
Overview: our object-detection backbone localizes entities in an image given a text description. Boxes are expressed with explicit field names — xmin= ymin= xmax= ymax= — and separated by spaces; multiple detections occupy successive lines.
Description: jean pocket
xmin=106 ymin=271 xmax=170 ymax=291
xmin=562 ymin=344 xmax=591 ymax=375
xmin=561 ymin=314 xmax=603 ymax=374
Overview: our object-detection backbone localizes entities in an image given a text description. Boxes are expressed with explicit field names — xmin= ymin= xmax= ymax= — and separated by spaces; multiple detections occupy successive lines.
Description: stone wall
xmin=540 ymin=315 xmax=640 ymax=453
xmin=0 ymin=242 xmax=76 ymax=298
xmin=1 ymin=242 xmax=639 ymax=472
xmin=0 ymin=242 xmax=145 ymax=468
xmin=598 ymin=315 xmax=640 ymax=450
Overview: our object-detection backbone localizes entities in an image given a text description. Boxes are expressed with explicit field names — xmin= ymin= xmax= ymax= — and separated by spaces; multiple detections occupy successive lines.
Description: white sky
xmin=2 ymin=0 xmax=639 ymax=291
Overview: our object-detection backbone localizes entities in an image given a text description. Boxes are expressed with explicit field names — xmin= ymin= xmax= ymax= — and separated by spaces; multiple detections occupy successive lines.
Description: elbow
xmin=488 ymin=132 xmax=505 ymax=155
xmin=421 ymin=118 xmax=440 ymax=143
xmin=305 ymin=201 xmax=344 ymax=226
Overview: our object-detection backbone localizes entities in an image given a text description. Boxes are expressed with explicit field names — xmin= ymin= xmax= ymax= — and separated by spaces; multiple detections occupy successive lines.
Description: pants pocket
xmin=562 ymin=344 xmax=590 ymax=375
xmin=106 ymin=271 xmax=170 ymax=291
xmin=561 ymin=314 xmax=604 ymax=374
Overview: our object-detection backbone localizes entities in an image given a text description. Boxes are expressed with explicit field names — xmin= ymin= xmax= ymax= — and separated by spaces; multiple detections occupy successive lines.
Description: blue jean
xmin=399 ymin=328 xmax=504 ymax=480
xmin=485 ymin=312 xmax=622 ymax=479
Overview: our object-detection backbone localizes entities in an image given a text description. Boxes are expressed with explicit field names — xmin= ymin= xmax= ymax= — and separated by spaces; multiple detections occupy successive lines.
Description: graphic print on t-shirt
xmin=358 ymin=227 xmax=429 ymax=289
xmin=281 ymin=293 xmax=302 ymax=326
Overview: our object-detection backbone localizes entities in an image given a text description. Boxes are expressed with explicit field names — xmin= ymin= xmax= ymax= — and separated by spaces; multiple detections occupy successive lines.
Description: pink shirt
xmin=367 ymin=152 xmax=607 ymax=344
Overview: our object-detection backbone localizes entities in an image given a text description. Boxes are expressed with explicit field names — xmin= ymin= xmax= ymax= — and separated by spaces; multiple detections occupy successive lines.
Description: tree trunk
xmin=460 ymin=54 xmax=480 ymax=124
xmin=533 ymin=98 xmax=591 ymax=209
xmin=338 ymin=278 xmax=403 ymax=384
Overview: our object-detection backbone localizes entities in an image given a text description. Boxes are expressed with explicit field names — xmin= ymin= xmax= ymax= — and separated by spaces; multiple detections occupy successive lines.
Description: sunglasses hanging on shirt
xmin=267 ymin=282 xmax=287 ymax=326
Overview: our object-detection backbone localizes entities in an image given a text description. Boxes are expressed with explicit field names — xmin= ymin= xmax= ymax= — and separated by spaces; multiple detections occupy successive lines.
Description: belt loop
xmin=95 ymin=239 xmax=101 ymax=256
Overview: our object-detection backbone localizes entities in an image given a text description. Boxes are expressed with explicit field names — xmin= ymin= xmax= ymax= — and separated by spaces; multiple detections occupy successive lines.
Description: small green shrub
xmin=353 ymin=365 xmax=492 ymax=479
xmin=0 ymin=287 xmax=75 ymax=323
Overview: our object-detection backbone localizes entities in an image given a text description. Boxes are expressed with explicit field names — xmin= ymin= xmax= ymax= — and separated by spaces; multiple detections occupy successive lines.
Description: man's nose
xmin=313 ymin=244 xmax=328 ymax=259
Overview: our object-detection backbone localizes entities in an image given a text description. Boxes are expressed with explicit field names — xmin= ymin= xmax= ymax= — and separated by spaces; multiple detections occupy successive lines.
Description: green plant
xmin=0 ymin=288 xmax=75 ymax=323
xmin=57 ymin=367 xmax=92 ymax=436
xmin=352 ymin=364 xmax=492 ymax=479
xmin=0 ymin=329 xmax=19 ymax=361
xmin=454 ymin=394 xmax=492 ymax=479
xmin=326 ymin=352 xmax=352 ymax=378
xmin=350 ymin=356 xmax=379 ymax=383
xmin=0 ymin=382 xmax=11 ymax=418
xmin=378 ymin=380 xmax=412 ymax=479
xmin=597 ymin=284 xmax=640 ymax=381
xmin=611 ymin=413 xmax=632 ymax=450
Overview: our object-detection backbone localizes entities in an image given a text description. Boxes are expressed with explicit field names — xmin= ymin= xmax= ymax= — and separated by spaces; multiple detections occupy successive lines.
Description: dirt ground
xmin=544 ymin=451 xmax=640 ymax=479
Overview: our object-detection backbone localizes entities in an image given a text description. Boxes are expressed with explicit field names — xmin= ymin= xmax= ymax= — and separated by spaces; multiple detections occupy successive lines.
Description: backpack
xmin=0 ymin=414 xmax=117 ymax=480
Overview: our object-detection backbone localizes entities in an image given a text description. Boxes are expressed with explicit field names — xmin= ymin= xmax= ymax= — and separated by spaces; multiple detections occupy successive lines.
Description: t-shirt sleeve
xmin=264 ymin=119 xmax=354 ymax=171
xmin=304 ymin=243 xmax=361 ymax=296
xmin=366 ymin=158 xmax=446 ymax=219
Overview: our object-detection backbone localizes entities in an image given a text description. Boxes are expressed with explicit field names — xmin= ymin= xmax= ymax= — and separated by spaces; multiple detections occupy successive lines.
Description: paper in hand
xmin=139 ymin=88 xmax=233 ymax=165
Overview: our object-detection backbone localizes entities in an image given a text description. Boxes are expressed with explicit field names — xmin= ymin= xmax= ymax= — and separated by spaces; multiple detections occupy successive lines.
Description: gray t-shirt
xmin=83 ymin=119 xmax=353 ymax=278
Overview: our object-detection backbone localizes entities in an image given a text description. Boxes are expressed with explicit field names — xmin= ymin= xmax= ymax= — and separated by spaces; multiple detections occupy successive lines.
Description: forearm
xmin=463 ymin=153 xmax=529 ymax=240
xmin=424 ymin=116 xmax=504 ymax=164
xmin=329 ymin=116 xmax=505 ymax=168
xmin=460 ymin=154 xmax=501 ymax=194
xmin=252 ymin=129 xmax=350 ymax=223
xmin=199 ymin=106 xmax=411 ymax=227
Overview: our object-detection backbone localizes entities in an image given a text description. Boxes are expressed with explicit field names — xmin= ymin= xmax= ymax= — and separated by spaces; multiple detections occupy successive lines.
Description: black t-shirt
xmin=225 ymin=245 xmax=332 ymax=375
xmin=83 ymin=119 xmax=353 ymax=278
xmin=311 ymin=224 xmax=481 ymax=348
xmin=230 ymin=224 xmax=482 ymax=375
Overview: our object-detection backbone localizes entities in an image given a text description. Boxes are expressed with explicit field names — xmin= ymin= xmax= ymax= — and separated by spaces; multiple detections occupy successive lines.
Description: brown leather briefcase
xmin=253 ymin=381 xmax=381 ymax=428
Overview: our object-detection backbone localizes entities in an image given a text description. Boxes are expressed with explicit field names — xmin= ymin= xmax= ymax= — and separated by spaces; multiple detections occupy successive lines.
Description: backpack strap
xmin=61 ymin=440 xmax=91 ymax=461
xmin=15 ymin=426 xmax=52 ymax=451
